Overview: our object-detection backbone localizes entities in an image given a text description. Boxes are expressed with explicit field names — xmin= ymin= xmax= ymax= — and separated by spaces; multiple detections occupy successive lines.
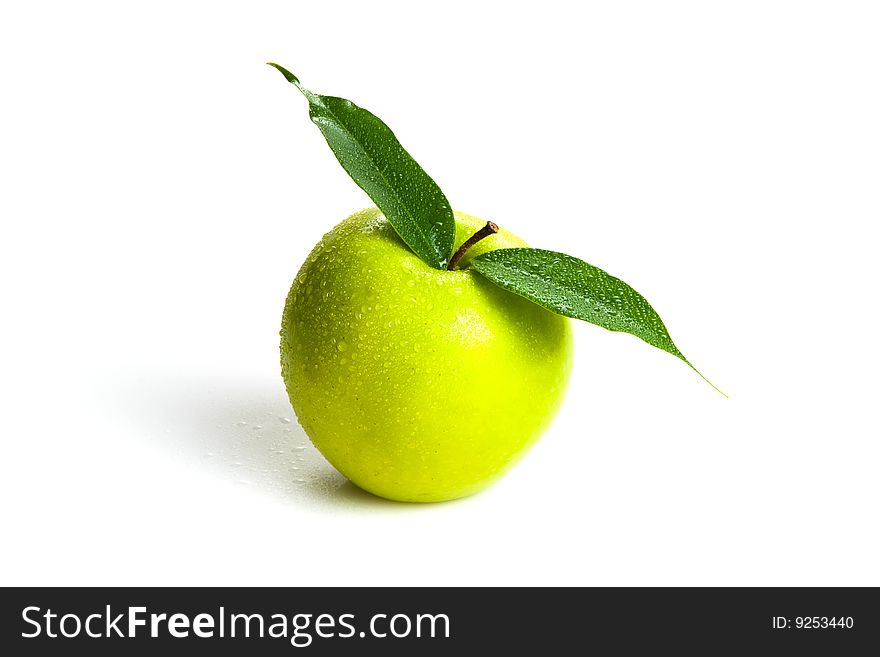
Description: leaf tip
xmin=682 ymin=357 xmax=728 ymax=397
xmin=266 ymin=62 xmax=301 ymax=87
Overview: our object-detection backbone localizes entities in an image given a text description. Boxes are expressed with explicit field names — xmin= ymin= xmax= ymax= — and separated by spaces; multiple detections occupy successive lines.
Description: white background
xmin=2 ymin=1 xmax=878 ymax=586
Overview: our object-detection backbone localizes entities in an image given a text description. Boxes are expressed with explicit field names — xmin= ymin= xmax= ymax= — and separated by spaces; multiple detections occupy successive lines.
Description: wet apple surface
xmin=281 ymin=208 xmax=573 ymax=502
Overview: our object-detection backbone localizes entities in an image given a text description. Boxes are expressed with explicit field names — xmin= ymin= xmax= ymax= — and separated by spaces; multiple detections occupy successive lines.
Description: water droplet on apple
xmin=337 ymin=341 xmax=347 ymax=351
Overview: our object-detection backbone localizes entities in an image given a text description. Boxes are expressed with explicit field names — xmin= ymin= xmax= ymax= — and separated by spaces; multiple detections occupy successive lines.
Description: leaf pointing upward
xmin=267 ymin=63 xmax=455 ymax=269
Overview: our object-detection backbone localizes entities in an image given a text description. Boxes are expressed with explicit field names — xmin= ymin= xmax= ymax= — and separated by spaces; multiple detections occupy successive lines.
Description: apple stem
xmin=447 ymin=221 xmax=499 ymax=270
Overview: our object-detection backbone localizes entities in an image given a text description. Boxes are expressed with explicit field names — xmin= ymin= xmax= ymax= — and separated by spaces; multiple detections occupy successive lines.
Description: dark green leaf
xmin=267 ymin=63 xmax=455 ymax=269
xmin=472 ymin=248 xmax=724 ymax=394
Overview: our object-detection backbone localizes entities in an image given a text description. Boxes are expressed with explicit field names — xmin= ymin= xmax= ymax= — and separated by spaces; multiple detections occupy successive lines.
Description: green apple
xmin=269 ymin=64 xmax=719 ymax=504
xmin=281 ymin=208 xmax=573 ymax=502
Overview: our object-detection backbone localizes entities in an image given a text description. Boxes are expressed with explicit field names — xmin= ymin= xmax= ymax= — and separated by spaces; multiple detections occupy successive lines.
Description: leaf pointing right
xmin=471 ymin=247 xmax=725 ymax=395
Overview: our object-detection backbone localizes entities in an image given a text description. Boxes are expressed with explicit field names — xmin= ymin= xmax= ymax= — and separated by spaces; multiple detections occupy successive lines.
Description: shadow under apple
xmin=111 ymin=370 xmax=404 ymax=510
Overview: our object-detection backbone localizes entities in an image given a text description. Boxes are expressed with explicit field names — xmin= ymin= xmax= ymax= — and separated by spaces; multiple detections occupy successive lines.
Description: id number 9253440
xmin=772 ymin=616 xmax=854 ymax=629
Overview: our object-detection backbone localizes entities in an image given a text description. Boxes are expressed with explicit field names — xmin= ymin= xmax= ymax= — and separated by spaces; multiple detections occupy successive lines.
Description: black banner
xmin=2 ymin=587 xmax=877 ymax=654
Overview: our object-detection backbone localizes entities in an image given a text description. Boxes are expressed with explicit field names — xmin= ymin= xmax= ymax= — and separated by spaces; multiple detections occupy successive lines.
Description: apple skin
xmin=281 ymin=208 xmax=573 ymax=502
